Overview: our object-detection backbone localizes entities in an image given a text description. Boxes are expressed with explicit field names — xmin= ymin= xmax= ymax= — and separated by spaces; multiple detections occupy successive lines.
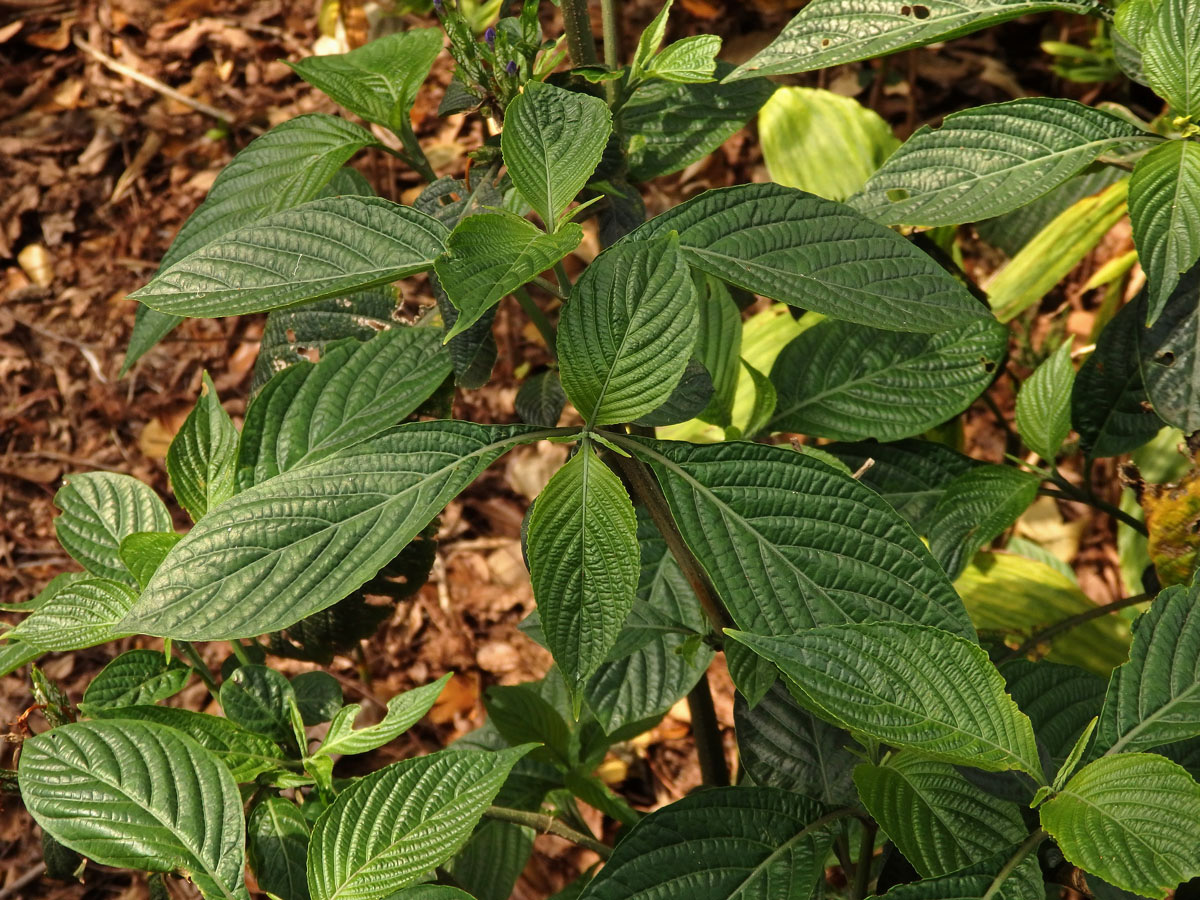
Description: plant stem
xmin=531 ymin=275 xmax=566 ymax=300
xmin=484 ymin=806 xmax=612 ymax=858
xmin=852 ymin=820 xmax=878 ymax=900
xmin=553 ymin=260 xmax=574 ymax=297
xmin=687 ymin=672 xmax=730 ymax=786
xmin=178 ymin=641 xmax=220 ymax=697
xmin=982 ymin=830 xmax=1046 ymax=900
xmin=1001 ymin=592 xmax=1150 ymax=663
xmin=560 ymin=0 xmax=599 ymax=66
xmin=600 ymin=0 xmax=620 ymax=104
xmin=230 ymin=639 xmax=254 ymax=667
xmin=1042 ymin=470 xmax=1148 ymax=535
xmin=514 ymin=288 xmax=557 ymax=356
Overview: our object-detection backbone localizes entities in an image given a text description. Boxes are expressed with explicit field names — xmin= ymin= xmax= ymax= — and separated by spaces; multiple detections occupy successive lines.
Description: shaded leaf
xmin=249 ymin=797 xmax=310 ymax=900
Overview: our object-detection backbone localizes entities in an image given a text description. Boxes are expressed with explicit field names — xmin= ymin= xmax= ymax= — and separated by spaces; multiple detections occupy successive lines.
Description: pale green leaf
xmin=626 ymin=437 xmax=975 ymax=641
xmin=1137 ymin=266 xmax=1200 ymax=433
xmin=238 ymin=328 xmax=451 ymax=488
xmin=1129 ymin=139 xmax=1200 ymax=323
xmin=631 ymin=183 xmax=987 ymax=332
xmin=1093 ymin=578 xmax=1200 ymax=756
xmin=434 ymin=211 xmax=582 ymax=339
xmin=121 ymin=422 xmax=539 ymax=640
xmin=768 ymin=316 xmax=1006 ymax=441
xmin=851 ymin=98 xmax=1152 ymax=226
xmin=79 ymin=649 xmax=190 ymax=713
xmin=648 ymin=35 xmax=721 ymax=83
xmin=728 ymin=623 xmax=1043 ymax=776
xmin=924 ymin=466 xmax=1042 ymax=580
xmin=129 ymin=196 xmax=447 ymax=318
xmin=168 ymin=372 xmax=238 ymax=521
xmin=729 ymin=0 xmax=1109 ymax=80
xmin=306 ymin=746 xmax=533 ymax=900
xmin=854 ymin=751 xmax=1026 ymax=877
xmin=631 ymin=0 xmax=672 ymax=79
xmin=1116 ymin=0 xmax=1200 ymax=121
xmin=287 ymin=30 xmax=442 ymax=136
xmin=527 ymin=443 xmax=639 ymax=698
xmin=1040 ymin=753 xmax=1200 ymax=899
xmin=54 ymin=472 xmax=171 ymax=583
xmin=18 ymin=719 xmax=247 ymax=900
xmin=577 ymin=786 xmax=833 ymax=900
xmin=249 ymin=797 xmax=310 ymax=900
xmin=1016 ymin=339 xmax=1077 ymax=460
xmin=760 ymin=86 xmax=898 ymax=201
xmin=558 ymin=235 xmax=698 ymax=425
xmin=1051 ymin=716 xmax=1098 ymax=792
xmin=6 ymin=578 xmax=136 ymax=652
xmin=118 ymin=532 xmax=183 ymax=590
xmin=501 ymin=80 xmax=611 ymax=229
xmin=0 ymin=640 xmax=42 ymax=679
xmin=317 ymin=674 xmax=451 ymax=757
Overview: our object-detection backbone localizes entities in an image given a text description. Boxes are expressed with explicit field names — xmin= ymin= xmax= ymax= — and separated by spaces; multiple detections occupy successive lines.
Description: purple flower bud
xmin=484 ymin=26 xmax=496 ymax=46
xmin=506 ymin=60 xmax=517 ymax=75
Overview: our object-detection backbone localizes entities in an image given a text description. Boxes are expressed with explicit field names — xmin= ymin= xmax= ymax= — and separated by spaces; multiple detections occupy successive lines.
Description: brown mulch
xmin=0 ymin=0 xmax=1144 ymax=897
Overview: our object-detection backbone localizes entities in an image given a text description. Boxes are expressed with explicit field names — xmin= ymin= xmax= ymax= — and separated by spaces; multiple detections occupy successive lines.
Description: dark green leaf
xmin=1016 ymin=339 xmax=1076 ymax=460
xmin=249 ymin=797 xmax=311 ymax=900
xmin=1138 ymin=265 xmax=1200 ymax=433
xmin=1001 ymin=659 xmax=1107 ymax=769
xmin=1116 ymin=0 xmax=1200 ymax=121
xmin=220 ymin=665 xmax=298 ymax=745
xmin=1130 ymin=139 xmax=1200 ymax=322
xmin=516 ymin=370 xmax=567 ymax=427
xmin=291 ymin=672 xmax=342 ymax=726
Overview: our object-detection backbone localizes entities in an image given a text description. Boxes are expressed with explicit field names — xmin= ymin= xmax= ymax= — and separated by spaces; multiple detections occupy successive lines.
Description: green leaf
xmin=119 ymin=532 xmax=183 ymax=590
xmin=924 ymin=466 xmax=1042 ymax=580
xmin=728 ymin=0 xmax=1108 ymax=80
xmin=516 ymin=370 xmax=567 ymax=427
xmin=169 ymin=372 xmax=238 ymax=521
xmin=558 ymin=235 xmax=698 ymax=425
xmin=871 ymin=847 xmax=1045 ymax=900
xmin=249 ymin=797 xmax=311 ymax=900
xmin=501 ymin=80 xmax=611 ymax=230
xmin=1016 ymin=339 xmax=1077 ymax=460
xmin=631 ymin=183 xmax=986 ymax=333
xmin=253 ymin=288 xmax=395 ymax=391
xmin=287 ymin=30 xmax=442 ymax=136
xmin=631 ymin=0 xmax=673 ymax=80
xmin=728 ymin=623 xmax=1043 ymax=776
xmin=221 ymin=665 xmax=298 ymax=745
xmin=734 ymin=680 xmax=858 ymax=806
xmin=434 ymin=212 xmax=582 ymax=339
xmin=317 ymin=674 xmax=451 ymax=758
xmin=1129 ymin=139 xmax=1200 ymax=323
xmin=6 ymin=578 xmax=136 ymax=652
xmin=291 ymin=672 xmax=342 ymax=726
xmin=121 ymin=422 xmax=537 ymax=640
xmin=648 ymin=35 xmax=721 ymax=83
xmin=1116 ymin=0 xmax=1200 ymax=121
xmin=824 ymin=439 xmax=977 ymax=529
xmin=18 ymin=719 xmax=247 ymax=900
xmin=1040 ymin=753 xmax=1200 ymax=898
xmin=850 ymin=98 xmax=1151 ymax=227
xmin=760 ymin=86 xmax=899 ymax=202
xmin=1002 ymin=659 xmax=1107 ymax=769
xmin=0 ymin=640 xmax=41 ymax=679
xmin=854 ymin=751 xmax=1027 ymax=877
xmin=446 ymin=818 xmax=535 ymax=900
xmin=129 ymin=196 xmax=447 ymax=318
xmin=724 ymin=639 xmax=778 ymax=707
xmin=54 ymin=472 xmax=171 ymax=583
xmin=577 ymin=786 xmax=834 ymax=900
xmin=620 ymin=64 xmax=774 ymax=182
xmin=627 ymin=437 xmax=975 ymax=640
xmin=1138 ymin=266 xmax=1200 ymax=433
xmin=1093 ymin=579 xmax=1200 ymax=756
xmin=79 ymin=649 xmax=190 ymax=713
xmin=692 ymin=275 xmax=742 ymax=426
xmin=485 ymin=683 xmax=572 ymax=766
xmin=1073 ymin=297 xmax=1164 ymax=458
xmin=238 ymin=328 xmax=451 ymax=488
xmin=527 ymin=443 xmax=639 ymax=700
xmin=1051 ymin=716 xmax=1098 ymax=792
xmin=306 ymin=746 xmax=533 ymax=900
xmin=87 ymin=706 xmax=288 ymax=782
xmin=768 ymin=316 xmax=1006 ymax=441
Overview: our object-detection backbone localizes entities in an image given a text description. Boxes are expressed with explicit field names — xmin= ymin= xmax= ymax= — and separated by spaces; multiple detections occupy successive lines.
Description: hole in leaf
xmin=821 ymin=38 xmax=831 ymax=46
xmin=983 ymin=360 xmax=996 ymax=373
xmin=913 ymin=4 xmax=930 ymax=17
xmin=886 ymin=188 xmax=910 ymax=202
xmin=900 ymin=4 xmax=912 ymax=14
xmin=1156 ymin=350 xmax=1176 ymax=367
xmin=285 ymin=328 xmax=297 ymax=343
xmin=301 ymin=346 xmax=320 ymax=364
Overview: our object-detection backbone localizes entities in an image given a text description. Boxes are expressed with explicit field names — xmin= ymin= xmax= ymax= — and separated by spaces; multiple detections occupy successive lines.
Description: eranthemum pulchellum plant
xmin=5 ymin=0 xmax=1200 ymax=899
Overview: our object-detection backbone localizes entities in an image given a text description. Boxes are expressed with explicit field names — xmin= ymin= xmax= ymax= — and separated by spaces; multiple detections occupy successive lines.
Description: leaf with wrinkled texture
xmin=1040 ymin=753 xmax=1200 ymax=899
xmin=924 ymin=466 xmax=1041 ymax=579
xmin=317 ymin=674 xmax=450 ymax=758
xmin=1016 ymin=339 xmax=1076 ymax=460
xmin=578 ymin=786 xmax=833 ymax=900
xmin=501 ymin=81 xmax=610 ymax=229
xmin=169 ymin=372 xmax=238 ymax=522
xmin=307 ymin=746 xmax=533 ymax=900
xmin=516 ymin=370 xmax=566 ymax=427
xmin=6 ymin=578 xmax=135 ymax=652
xmin=729 ymin=624 xmax=1043 ymax=776
xmin=692 ymin=275 xmax=742 ymax=426
xmin=1116 ymin=0 xmax=1200 ymax=121
xmin=79 ymin=649 xmax=190 ymax=713
xmin=118 ymin=532 xmax=182 ymax=590
xmin=1002 ymin=659 xmax=1107 ymax=770
xmin=121 ymin=422 xmax=538 ymax=640
xmin=54 ymin=472 xmax=172 ymax=584
xmin=220 ymin=665 xmax=298 ymax=745
xmin=648 ymin=35 xmax=721 ymax=83
xmin=527 ymin=444 xmax=639 ymax=700
xmin=559 ymin=235 xmax=698 ymax=425
xmin=238 ymin=328 xmax=450 ymax=488
xmin=631 ymin=183 xmax=987 ymax=332
xmin=768 ymin=316 xmax=1006 ymax=441
xmin=1138 ymin=266 xmax=1200 ymax=433
xmin=871 ymin=849 xmax=1045 ymax=900
xmin=18 ymin=720 xmax=247 ymax=900
xmin=1129 ymin=139 xmax=1200 ymax=323
xmin=249 ymin=798 xmax=310 ymax=900
xmin=129 ymin=197 xmax=447 ymax=318
xmin=851 ymin=98 xmax=1152 ymax=226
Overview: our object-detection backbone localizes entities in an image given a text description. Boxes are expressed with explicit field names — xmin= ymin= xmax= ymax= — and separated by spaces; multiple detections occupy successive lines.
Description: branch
xmin=484 ymin=806 xmax=611 ymax=858
xmin=1001 ymin=593 xmax=1150 ymax=663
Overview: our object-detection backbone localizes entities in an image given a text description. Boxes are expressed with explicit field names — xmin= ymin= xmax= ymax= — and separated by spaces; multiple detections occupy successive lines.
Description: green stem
xmin=852 ymin=820 xmax=878 ymax=900
xmin=514 ymin=288 xmax=558 ymax=356
xmin=560 ymin=0 xmax=599 ymax=66
xmin=178 ymin=642 xmax=220 ymax=697
xmin=687 ymin=672 xmax=730 ymax=786
xmin=600 ymin=0 xmax=620 ymax=103
xmin=1001 ymin=592 xmax=1150 ymax=663
xmin=484 ymin=806 xmax=611 ymax=858
xmin=982 ymin=830 xmax=1046 ymax=900
xmin=553 ymin=260 xmax=574 ymax=297
xmin=230 ymin=640 xmax=254 ymax=667
xmin=1044 ymin=470 xmax=1148 ymax=536
xmin=531 ymin=275 xmax=566 ymax=300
